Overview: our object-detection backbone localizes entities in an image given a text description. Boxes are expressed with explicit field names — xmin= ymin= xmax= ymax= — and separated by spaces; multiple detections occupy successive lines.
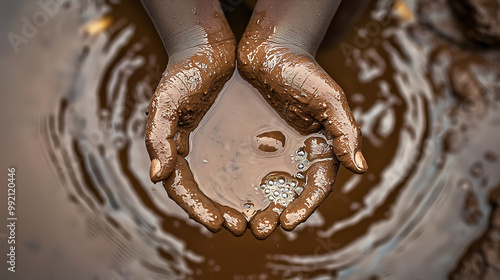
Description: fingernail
xmin=150 ymin=158 xmax=162 ymax=182
xmin=355 ymin=150 xmax=368 ymax=171
xmin=280 ymin=211 xmax=300 ymax=231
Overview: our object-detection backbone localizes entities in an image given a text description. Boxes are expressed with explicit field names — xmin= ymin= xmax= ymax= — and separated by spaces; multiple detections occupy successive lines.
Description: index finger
xmin=163 ymin=155 xmax=223 ymax=233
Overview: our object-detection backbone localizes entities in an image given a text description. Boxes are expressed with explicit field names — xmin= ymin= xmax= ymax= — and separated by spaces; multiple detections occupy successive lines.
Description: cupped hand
xmin=146 ymin=40 xmax=236 ymax=183
xmin=145 ymin=32 xmax=249 ymax=235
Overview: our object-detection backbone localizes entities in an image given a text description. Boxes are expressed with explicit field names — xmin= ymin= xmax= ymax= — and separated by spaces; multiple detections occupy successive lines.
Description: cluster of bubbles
xmin=259 ymin=148 xmax=311 ymax=207
xmin=292 ymin=147 xmax=310 ymax=178
xmin=260 ymin=176 xmax=302 ymax=207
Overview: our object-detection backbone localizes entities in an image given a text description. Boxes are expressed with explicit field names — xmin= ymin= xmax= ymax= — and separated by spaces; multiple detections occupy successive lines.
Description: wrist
xmin=240 ymin=16 xmax=319 ymax=56
xmin=166 ymin=17 xmax=236 ymax=56
xmin=240 ymin=0 xmax=342 ymax=56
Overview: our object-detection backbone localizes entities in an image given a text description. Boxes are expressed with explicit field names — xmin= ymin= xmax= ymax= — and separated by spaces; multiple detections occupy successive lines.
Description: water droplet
xmin=268 ymin=196 xmax=275 ymax=201
xmin=297 ymin=150 xmax=306 ymax=156
xmin=282 ymin=193 xmax=288 ymax=199
xmin=297 ymin=163 xmax=305 ymax=170
xmin=202 ymin=159 xmax=209 ymax=163
xmin=278 ymin=178 xmax=285 ymax=185
xmin=260 ymin=184 xmax=266 ymax=189
xmin=273 ymin=191 xmax=280 ymax=197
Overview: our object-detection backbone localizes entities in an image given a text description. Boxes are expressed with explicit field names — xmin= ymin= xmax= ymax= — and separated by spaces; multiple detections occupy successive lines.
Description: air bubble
xmin=244 ymin=203 xmax=253 ymax=209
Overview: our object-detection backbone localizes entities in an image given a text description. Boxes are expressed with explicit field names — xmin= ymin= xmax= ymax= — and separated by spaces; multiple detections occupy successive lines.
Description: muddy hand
xmin=165 ymin=156 xmax=247 ymax=235
xmin=142 ymin=0 xmax=236 ymax=183
xmin=250 ymin=137 xmax=338 ymax=239
xmin=238 ymin=0 xmax=368 ymax=174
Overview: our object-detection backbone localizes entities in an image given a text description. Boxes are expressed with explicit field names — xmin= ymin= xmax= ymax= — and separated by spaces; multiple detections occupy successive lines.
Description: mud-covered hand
xmin=142 ymin=0 xmax=236 ymax=183
xmin=142 ymin=0 xmax=247 ymax=235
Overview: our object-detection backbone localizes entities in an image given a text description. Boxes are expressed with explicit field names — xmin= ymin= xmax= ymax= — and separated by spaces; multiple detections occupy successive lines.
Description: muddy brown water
xmin=1 ymin=0 xmax=500 ymax=279
xmin=187 ymin=71 xmax=322 ymax=214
